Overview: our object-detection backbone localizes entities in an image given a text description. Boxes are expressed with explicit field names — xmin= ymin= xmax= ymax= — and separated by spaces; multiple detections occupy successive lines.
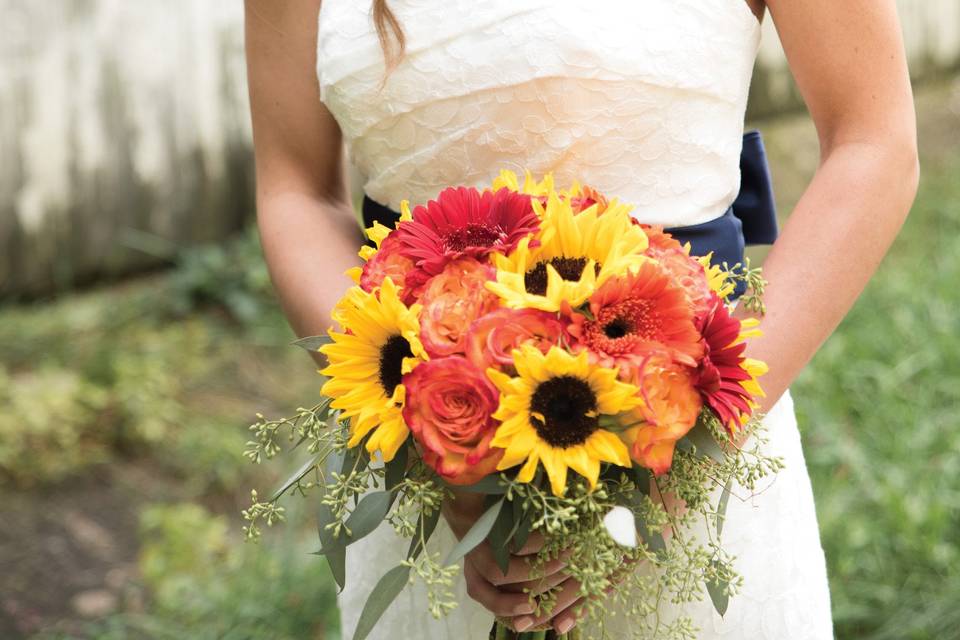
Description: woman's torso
xmin=317 ymin=0 xmax=761 ymax=227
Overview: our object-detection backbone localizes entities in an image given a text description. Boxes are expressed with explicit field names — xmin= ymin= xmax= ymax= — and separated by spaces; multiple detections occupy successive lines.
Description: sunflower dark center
xmin=378 ymin=335 xmax=413 ymax=396
xmin=603 ymin=317 xmax=633 ymax=339
xmin=529 ymin=375 xmax=599 ymax=448
xmin=444 ymin=223 xmax=505 ymax=253
xmin=524 ymin=257 xmax=596 ymax=297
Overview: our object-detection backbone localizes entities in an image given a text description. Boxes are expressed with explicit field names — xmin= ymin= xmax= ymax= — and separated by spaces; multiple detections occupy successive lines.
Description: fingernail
xmin=513 ymin=602 xmax=534 ymax=616
xmin=515 ymin=617 xmax=533 ymax=632
xmin=557 ymin=618 xmax=575 ymax=634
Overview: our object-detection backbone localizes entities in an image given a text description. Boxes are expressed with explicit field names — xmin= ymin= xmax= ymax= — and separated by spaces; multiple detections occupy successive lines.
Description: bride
xmin=243 ymin=0 xmax=918 ymax=637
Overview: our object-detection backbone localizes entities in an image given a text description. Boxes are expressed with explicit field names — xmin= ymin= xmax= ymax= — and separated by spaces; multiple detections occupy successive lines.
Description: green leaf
xmin=508 ymin=497 xmax=532 ymax=553
xmin=341 ymin=443 xmax=369 ymax=477
xmin=716 ymin=478 xmax=734 ymax=538
xmin=293 ymin=335 xmax=332 ymax=352
xmin=270 ymin=451 xmax=323 ymax=502
xmin=706 ymin=564 xmax=730 ymax=617
xmin=447 ymin=473 xmax=508 ymax=494
xmin=384 ymin=444 xmax=408 ymax=490
xmin=682 ymin=422 xmax=726 ymax=463
xmin=344 ymin=491 xmax=394 ymax=542
xmin=444 ymin=498 xmax=505 ymax=565
xmin=352 ymin=564 xmax=412 ymax=640
xmin=317 ymin=444 xmax=348 ymax=590
xmin=487 ymin=495 xmax=516 ymax=575
xmin=626 ymin=484 xmax=666 ymax=554
xmin=631 ymin=465 xmax=651 ymax=496
xmin=407 ymin=506 xmax=442 ymax=560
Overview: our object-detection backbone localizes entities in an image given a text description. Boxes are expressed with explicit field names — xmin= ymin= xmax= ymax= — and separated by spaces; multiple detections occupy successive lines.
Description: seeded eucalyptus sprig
xmin=720 ymin=257 xmax=768 ymax=314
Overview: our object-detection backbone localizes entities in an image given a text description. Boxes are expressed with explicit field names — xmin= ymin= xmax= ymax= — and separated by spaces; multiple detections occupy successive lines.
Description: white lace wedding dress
xmin=316 ymin=0 xmax=834 ymax=637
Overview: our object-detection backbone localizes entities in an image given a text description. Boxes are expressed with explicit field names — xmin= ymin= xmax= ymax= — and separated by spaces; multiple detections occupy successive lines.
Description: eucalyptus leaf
xmin=631 ymin=465 xmax=651 ymax=496
xmin=384 ymin=444 xmax=408 ymax=490
xmin=511 ymin=502 xmax=534 ymax=553
xmin=293 ymin=335 xmax=333 ymax=352
xmin=407 ymin=506 xmax=442 ymax=560
xmin=706 ymin=565 xmax=730 ymax=617
xmin=487 ymin=496 xmax=516 ymax=575
xmin=341 ymin=443 xmax=369 ymax=477
xmin=444 ymin=498 xmax=505 ymax=565
xmin=344 ymin=491 xmax=394 ymax=543
xmin=317 ymin=443 xmax=348 ymax=590
xmin=352 ymin=564 xmax=412 ymax=640
xmin=682 ymin=423 xmax=726 ymax=463
xmin=270 ymin=451 xmax=323 ymax=502
xmin=716 ymin=478 xmax=734 ymax=538
xmin=627 ymin=485 xmax=666 ymax=554
xmin=317 ymin=503 xmax=346 ymax=590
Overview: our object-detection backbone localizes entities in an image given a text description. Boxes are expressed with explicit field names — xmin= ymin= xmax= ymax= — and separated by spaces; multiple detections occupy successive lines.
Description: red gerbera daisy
xmin=394 ymin=186 xmax=539 ymax=281
xmin=567 ymin=261 xmax=704 ymax=379
xmin=696 ymin=294 xmax=755 ymax=433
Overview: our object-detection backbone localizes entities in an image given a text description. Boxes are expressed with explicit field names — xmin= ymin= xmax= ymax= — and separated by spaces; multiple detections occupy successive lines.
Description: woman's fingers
xmin=551 ymin=596 xmax=587 ymax=635
xmin=513 ymin=576 xmax=583 ymax=632
xmin=467 ymin=542 xmax=567 ymax=586
xmin=513 ymin=565 xmax=570 ymax=596
xmin=463 ymin=560 xmax=537 ymax=618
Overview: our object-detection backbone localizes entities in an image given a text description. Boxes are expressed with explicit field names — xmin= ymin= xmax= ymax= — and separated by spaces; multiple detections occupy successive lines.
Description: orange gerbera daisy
xmin=567 ymin=261 xmax=704 ymax=379
xmin=641 ymin=225 xmax=715 ymax=319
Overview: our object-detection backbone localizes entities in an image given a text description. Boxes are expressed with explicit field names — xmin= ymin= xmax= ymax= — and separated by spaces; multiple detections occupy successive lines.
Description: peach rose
xmin=419 ymin=258 xmax=500 ymax=357
xmin=401 ymin=356 xmax=504 ymax=484
xmin=465 ymin=308 xmax=566 ymax=372
xmin=621 ymin=357 xmax=703 ymax=475
xmin=360 ymin=234 xmax=419 ymax=303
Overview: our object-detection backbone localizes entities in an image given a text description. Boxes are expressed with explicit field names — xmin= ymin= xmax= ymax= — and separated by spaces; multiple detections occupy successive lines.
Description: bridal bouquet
xmin=243 ymin=172 xmax=782 ymax=640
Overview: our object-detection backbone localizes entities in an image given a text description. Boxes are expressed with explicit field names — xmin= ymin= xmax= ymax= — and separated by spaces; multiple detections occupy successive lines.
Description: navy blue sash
xmin=361 ymin=130 xmax=778 ymax=299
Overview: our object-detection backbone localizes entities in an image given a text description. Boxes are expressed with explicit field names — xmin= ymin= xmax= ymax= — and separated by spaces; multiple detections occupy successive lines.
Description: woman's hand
xmin=443 ymin=490 xmax=572 ymax=632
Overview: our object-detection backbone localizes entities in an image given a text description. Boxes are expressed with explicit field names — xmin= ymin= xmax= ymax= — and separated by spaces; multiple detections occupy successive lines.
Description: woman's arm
xmin=743 ymin=0 xmax=919 ymax=412
xmin=245 ymin=0 xmax=550 ymax=629
xmin=245 ymin=0 xmax=363 ymax=343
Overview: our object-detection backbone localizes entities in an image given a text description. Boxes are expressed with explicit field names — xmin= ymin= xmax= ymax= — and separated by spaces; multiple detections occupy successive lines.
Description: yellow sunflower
xmin=487 ymin=344 xmax=642 ymax=496
xmin=320 ymin=277 xmax=425 ymax=461
xmin=696 ymin=253 xmax=737 ymax=301
xmin=485 ymin=190 xmax=649 ymax=311
xmin=492 ymin=169 xmax=556 ymax=197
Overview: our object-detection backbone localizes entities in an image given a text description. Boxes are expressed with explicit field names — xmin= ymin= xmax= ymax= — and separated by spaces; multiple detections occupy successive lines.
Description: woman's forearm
xmin=257 ymin=190 xmax=363 ymax=340
xmin=742 ymin=138 xmax=919 ymax=413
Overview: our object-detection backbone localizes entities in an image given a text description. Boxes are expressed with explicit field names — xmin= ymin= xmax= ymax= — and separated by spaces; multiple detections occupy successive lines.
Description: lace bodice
xmin=317 ymin=0 xmax=761 ymax=227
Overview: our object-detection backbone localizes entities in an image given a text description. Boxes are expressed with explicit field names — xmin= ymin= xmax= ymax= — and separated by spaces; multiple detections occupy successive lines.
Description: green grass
xmin=794 ymin=155 xmax=960 ymax=639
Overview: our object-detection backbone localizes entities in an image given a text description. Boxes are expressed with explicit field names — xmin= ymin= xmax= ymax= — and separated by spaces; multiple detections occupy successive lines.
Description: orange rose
xmin=360 ymin=234 xmax=419 ymax=303
xmin=419 ymin=258 xmax=500 ymax=357
xmin=621 ymin=357 xmax=702 ymax=475
xmin=465 ymin=308 xmax=566 ymax=372
xmin=401 ymin=356 xmax=503 ymax=484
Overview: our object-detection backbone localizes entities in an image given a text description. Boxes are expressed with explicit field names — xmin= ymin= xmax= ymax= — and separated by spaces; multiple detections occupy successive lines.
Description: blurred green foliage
xmin=795 ymin=155 xmax=960 ymax=639
xmin=0 ymin=228 xmax=294 ymax=489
